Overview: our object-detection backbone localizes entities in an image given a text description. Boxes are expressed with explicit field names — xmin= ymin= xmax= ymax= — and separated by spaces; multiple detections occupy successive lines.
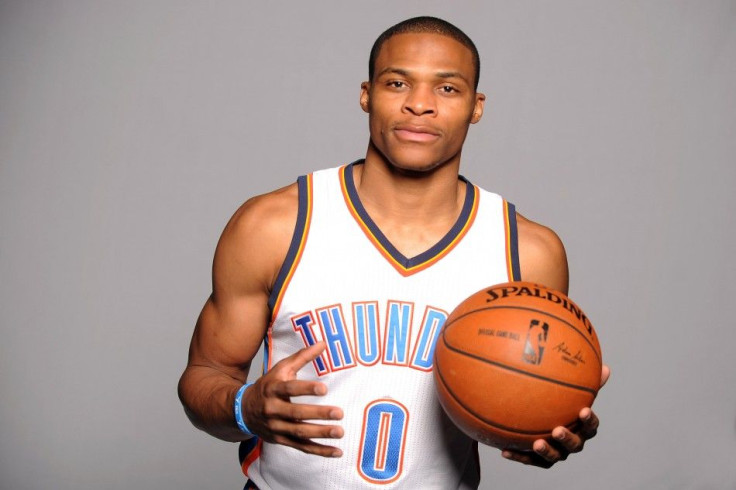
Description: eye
xmin=440 ymin=85 xmax=458 ymax=94
xmin=388 ymin=81 xmax=406 ymax=89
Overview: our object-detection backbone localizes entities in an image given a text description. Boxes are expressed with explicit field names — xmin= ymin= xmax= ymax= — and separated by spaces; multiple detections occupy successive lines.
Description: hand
xmin=502 ymin=364 xmax=611 ymax=468
xmin=241 ymin=342 xmax=344 ymax=457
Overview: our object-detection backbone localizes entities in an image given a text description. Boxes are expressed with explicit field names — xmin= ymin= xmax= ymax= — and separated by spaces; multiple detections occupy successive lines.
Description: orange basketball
xmin=434 ymin=281 xmax=602 ymax=450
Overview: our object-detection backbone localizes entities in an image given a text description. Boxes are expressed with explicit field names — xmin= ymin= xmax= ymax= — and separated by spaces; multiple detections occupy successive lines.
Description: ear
xmin=470 ymin=92 xmax=486 ymax=124
xmin=360 ymin=81 xmax=370 ymax=113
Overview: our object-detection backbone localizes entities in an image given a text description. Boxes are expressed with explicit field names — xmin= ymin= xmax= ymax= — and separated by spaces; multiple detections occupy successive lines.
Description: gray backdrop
xmin=1 ymin=1 xmax=735 ymax=489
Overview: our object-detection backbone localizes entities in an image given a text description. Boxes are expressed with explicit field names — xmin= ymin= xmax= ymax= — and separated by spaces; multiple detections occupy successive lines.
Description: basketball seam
xmin=439 ymin=331 xmax=598 ymax=395
xmin=444 ymin=305 xmax=602 ymax=365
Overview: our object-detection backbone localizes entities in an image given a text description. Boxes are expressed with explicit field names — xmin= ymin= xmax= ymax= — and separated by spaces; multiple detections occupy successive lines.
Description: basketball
xmin=433 ymin=281 xmax=602 ymax=450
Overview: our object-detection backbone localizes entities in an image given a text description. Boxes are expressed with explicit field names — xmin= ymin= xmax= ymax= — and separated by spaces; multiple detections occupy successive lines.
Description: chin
xmin=389 ymin=160 xmax=443 ymax=175
xmin=385 ymin=150 xmax=456 ymax=175
xmin=368 ymin=139 xmax=461 ymax=175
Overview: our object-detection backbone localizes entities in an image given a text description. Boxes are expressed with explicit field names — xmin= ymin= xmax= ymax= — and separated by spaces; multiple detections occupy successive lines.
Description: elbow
xmin=177 ymin=370 xmax=203 ymax=429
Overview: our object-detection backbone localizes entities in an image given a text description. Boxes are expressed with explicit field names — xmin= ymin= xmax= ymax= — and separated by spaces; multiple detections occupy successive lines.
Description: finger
xmin=269 ymin=418 xmax=344 ymax=442
xmin=269 ymin=378 xmax=331 ymax=398
xmin=501 ymin=448 xmax=554 ymax=469
xmin=533 ymin=438 xmax=566 ymax=464
xmin=281 ymin=342 xmax=327 ymax=376
xmin=578 ymin=408 xmax=600 ymax=439
xmin=273 ymin=432 xmax=344 ymax=458
xmin=265 ymin=396 xmax=343 ymax=422
xmin=600 ymin=364 xmax=611 ymax=387
xmin=551 ymin=427 xmax=584 ymax=453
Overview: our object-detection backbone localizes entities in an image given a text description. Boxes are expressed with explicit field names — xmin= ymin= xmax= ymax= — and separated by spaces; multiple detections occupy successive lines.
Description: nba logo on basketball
xmin=522 ymin=319 xmax=549 ymax=365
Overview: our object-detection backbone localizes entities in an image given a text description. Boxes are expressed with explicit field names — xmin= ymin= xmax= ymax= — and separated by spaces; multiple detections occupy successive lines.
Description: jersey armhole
xmin=504 ymin=200 xmax=521 ymax=281
xmin=267 ymin=174 xmax=313 ymax=315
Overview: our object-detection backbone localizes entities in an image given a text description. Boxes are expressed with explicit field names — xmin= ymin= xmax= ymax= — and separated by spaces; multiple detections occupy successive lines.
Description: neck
xmin=355 ymin=145 xmax=466 ymax=226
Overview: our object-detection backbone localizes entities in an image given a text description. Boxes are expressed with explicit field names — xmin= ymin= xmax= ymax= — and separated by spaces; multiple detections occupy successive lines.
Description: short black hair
xmin=368 ymin=16 xmax=480 ymax=90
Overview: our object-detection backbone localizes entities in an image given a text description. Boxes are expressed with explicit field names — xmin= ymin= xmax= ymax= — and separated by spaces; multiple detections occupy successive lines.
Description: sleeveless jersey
xmin=241 ymin=162 xmax=520 ymax=490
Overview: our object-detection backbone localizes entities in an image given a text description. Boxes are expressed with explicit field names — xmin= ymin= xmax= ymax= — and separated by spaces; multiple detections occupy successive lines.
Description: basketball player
xmin=179 ymin=16 xmax=610 ymax=489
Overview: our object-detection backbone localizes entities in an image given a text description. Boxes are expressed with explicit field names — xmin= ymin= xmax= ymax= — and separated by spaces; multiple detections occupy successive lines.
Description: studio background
xmin=1 ymin=1 xmax=735 ymax=489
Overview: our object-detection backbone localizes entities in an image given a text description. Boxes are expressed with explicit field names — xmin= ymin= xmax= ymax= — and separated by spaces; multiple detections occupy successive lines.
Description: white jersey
xmin=241 ymin=162 xmax=520 ymax=489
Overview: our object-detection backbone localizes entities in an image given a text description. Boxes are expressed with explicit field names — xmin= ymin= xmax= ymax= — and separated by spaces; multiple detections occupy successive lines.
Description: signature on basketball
xmin=553 ymin=342 xmax=586 ymax=366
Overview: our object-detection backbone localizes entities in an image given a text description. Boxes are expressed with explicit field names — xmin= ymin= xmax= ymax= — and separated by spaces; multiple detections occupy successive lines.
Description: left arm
xmin=504 ymin=213 xmax=610 ymax=468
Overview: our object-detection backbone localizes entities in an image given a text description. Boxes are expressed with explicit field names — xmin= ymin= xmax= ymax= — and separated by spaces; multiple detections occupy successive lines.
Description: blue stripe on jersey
xmin=343 ymin=161 xmax=476 ymax=269
xmin=267 ymin=175 xmax=310 ymax=312
xmin=507 ymin=202 xmax=521 ymax=281
xmin=238 ymin=436 xmax=259 ymax=465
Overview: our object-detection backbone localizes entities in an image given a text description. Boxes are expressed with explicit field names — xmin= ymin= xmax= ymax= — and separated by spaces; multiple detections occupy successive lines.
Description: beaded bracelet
xmin=234 ymin=382 xmax=255 ymax=436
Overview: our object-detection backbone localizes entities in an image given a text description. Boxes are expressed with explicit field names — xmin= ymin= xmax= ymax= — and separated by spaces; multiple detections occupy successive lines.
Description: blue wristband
xmin=234 ymin=382 xmax=255 ymax=436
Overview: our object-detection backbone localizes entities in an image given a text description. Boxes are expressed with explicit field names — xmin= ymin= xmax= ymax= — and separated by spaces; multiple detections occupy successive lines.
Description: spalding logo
xmin=522 ymin=319 xmax=549 ymax=365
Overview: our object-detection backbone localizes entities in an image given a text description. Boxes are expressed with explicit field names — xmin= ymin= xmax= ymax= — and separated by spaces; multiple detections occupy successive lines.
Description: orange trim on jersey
xmin=266 ymin=325 xmax=274 ymax=372
xmin=270 ymin=174 xmax=313 ymax=321
xmin=265 ymin=174 xmax=313 ymax=373
xmin=503 ymin=200 xmax=521 ymax=281
xmin=503 ymin=200 xmax=510 ymax=280
xmin=340 ymin=165 xmax=479 ymax=277
xmin=240 ymin=438 xmax=262 ymax=476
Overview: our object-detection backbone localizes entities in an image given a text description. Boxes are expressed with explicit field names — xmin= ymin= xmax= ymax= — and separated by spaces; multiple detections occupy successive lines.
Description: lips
xmin=393 ymin=124 xmax=440 ymax=143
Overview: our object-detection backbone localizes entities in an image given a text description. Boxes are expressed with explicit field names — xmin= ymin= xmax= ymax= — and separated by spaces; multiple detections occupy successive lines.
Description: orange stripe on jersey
xmin=240 ymin=438 xmax=262 ymax=476
xmin=264 ymin=174 xmax=313 ymax=373
xmin=503 ymin=200 xmax=521 ymax=281
xmin=340 ymin=164 xmax=479 ymax=277
xmin=270 ymin=174 xmax=313 ymax=321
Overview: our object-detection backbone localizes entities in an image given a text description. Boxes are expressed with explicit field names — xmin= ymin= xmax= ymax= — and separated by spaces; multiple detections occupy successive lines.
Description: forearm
xmin=178 ymin=364 xmax=251 ymax=442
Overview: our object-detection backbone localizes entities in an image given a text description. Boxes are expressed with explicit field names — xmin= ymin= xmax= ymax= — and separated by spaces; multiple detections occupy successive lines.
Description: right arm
xmin=177 ymin=184 xmax=344 ymax=456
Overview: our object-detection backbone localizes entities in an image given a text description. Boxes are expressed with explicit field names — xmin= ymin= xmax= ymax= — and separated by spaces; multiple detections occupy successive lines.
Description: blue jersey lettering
xmin=317 ymin=305 xmax=356 ymax=371
xmin=291 ymin=312 xmax=329 ymax=375
xmin=410 ymin=307 xmax=448 ymax=371
xmin=353 ymin=301 xmax=381 ymax=366
xmin=383 ymin=301 xmax=413 ymax=366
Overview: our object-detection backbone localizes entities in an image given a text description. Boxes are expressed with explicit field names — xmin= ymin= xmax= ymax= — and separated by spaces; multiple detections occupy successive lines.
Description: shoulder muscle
xmin=516 ymin=213 xmax=569 ymax=294
xmin=214 ymin=183 xmax=300 ymax=301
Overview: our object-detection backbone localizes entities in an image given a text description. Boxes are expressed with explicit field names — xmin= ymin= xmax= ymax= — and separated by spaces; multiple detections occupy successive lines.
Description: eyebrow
xmin=376 ymin=67 xmax=410 ymax=78
xmin=376 ymin=67 xmax=470 ymax=85
xmin=436 ymin=71 xmax=469 ymax=83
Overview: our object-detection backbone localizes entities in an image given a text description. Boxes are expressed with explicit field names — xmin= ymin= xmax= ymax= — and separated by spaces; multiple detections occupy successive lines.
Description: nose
xmin=402 ymin=85 xmax=436 ymax=117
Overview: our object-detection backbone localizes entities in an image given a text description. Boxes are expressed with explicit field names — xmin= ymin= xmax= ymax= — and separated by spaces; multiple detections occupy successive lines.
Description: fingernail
xmin=330 ymin=427 xmax=342 ymax=438
xmin=555 ymin=431 xmax=565 ymax=441
xmin=329 ymin=409 xmax=342 ymax=420
xmin=537 ymin=442 xmax=547 ymax=452
xmin=332 ymin=449 xmax=343 ymax=458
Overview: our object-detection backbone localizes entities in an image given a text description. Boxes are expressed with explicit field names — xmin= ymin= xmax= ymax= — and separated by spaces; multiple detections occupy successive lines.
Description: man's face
xmin=361 ymin=33 xmax=485 ymax=173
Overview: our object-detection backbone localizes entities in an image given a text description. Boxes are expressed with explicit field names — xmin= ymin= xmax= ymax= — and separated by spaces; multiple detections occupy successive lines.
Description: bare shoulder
xmin=214 ymin=182 xmax=300 ymax=297
xmin=516 ymin=213 xmax=569 ymax=294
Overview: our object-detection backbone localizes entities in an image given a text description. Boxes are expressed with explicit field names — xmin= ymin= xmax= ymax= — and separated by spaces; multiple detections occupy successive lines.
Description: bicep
xmin=186 ymin=186 xmax=298 ymax=379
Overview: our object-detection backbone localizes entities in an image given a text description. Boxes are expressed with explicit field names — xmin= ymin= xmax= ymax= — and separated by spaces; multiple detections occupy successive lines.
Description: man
xmin=179 ymin=16 xmax=609 ymax=489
